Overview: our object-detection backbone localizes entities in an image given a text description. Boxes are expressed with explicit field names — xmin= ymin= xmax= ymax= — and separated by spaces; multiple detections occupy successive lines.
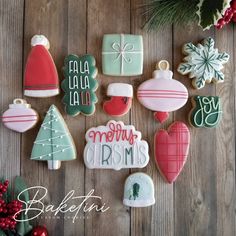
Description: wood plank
xmin=130 ymin=1 xmax=173 ymax=236
xmin=22 ymin=1 xmax=86 ymax=235
xmin=0 ymin=0 xmax=24 ymax=179
xmin=173 ymin=25 xmax=217 ymax=236
xmin=85 ymin=0 xmax=131 ymax=235
xmin=215 ymin=25 xmax=235 ymax=236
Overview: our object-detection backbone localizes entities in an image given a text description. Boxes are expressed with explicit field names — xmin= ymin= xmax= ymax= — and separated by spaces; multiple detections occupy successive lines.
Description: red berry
xmin=231 ymin=1 xmax=236 ymax=10
xmin=232 ymin=13 xmax=236 ymax=22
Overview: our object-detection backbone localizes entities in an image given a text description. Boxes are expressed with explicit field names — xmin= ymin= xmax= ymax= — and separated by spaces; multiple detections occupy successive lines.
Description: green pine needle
xmin=142 ymin=0 xmax=199 ymax=31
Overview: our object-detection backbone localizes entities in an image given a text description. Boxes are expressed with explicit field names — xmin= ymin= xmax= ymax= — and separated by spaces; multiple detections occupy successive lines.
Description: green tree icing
xmin=62 ymin=54 xmax=98 ymax=116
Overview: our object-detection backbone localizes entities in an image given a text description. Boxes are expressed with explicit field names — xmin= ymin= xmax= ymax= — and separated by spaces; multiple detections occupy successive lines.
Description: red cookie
xmin=24 ymin=35 xmax=59 ymax=97
xmin=154 ymin=121 xmax=190 ymax=183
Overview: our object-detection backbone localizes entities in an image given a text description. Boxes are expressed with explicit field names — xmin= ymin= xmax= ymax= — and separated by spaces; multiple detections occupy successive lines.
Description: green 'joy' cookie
xmin=61 ymin=54 xmax=98 ymax=116
xmin=189 ymin=96 xmax=222 ymax=128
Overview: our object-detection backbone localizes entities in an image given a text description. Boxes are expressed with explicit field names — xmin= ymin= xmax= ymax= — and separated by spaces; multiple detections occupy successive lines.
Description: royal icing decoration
xmin=103 ymin=83 xmax=133 ymax=117
xmin=137 ymin=60 xmax=188 ymax=123
xmin=24 ymin=35 xmax=59 ymax=97
xmin=1 ymin=99 xmax=38 ymax=133
xmin=102 ymin=34 xmax=143 ymax=76
xmin=123 ymin=172 xmax=155 ymax=207
xmin=31 ymin=105 xmax=76 ymax=170
xmin=189 ymin=96 xmax=222 ymax=128
xmin=155 ymin=121 xmax=190 ymax=184
xmin=177 ymin=37 xmax=230 ymax=89
xmin=84 ymin=120 xmax=149 ymax=170
xmin=61 ymin=54 xmax=98 ymax=116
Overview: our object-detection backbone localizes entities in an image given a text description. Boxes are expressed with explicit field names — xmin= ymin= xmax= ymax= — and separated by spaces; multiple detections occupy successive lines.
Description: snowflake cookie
xmin=177 ymin=37 xmax=229 ymax=89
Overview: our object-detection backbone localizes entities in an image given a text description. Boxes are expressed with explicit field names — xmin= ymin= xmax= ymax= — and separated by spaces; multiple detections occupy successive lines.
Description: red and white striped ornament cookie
xmin=137 ymin=60 xmax=188 ymax=123
xmin=2 ymin=99 xmax=39 ymax=133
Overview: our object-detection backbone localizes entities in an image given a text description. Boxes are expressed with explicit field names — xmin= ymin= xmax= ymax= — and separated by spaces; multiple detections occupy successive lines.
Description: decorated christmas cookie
xmin=189 ymin=96 xmax=222 ymax=128
xmin=24 ymin=35 xmax=59 ymax=97
xmin=178 ymin=37 xmax=230 ymax=89
xmin=137 ymin=60 xmax=188 ymax=123
xmin=102 ymin=34 xmax=143 ymax=76
xmin=103 ymin=83 xmax=133 ymax=117
xmin=1 ymin=99 xmax=38 ymax=133
xmin=31 ymin=105 xmax=76 ymax=170
xmin=155 ymin=121 xmax=190 ymax=183
xmin=123 ymin=172 xmax=155 ymax=207
xmin=83 ymin=120 xmax=149 ymax=170
xmin=61 ymin=54 xmax=98 ymax=116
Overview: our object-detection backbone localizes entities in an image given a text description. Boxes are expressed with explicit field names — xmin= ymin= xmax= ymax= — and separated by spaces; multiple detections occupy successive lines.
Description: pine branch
xmin=141 ymin=0 xmax=199 ymax=31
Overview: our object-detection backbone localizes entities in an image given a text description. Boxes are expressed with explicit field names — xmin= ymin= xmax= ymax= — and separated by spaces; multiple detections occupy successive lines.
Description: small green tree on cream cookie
xmin=62 ymin=54 xmax=98 ymax=116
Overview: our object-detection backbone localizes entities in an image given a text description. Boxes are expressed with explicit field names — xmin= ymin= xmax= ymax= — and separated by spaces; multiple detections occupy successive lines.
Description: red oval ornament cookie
xmin=154 ymin=121 xmax=190 ymax=183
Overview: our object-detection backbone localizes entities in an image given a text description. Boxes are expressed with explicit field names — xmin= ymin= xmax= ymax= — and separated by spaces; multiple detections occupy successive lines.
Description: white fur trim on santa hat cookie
xmin=107 ymin=83 xmax=133 ymax=97
xmin=31 ymin=35 xmax=50 ymax=49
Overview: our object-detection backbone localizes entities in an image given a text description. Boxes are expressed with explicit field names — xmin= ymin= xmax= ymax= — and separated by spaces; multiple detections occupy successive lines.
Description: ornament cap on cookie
xmin=137 ymin=60 xmax=188 ymax=123
xmin=123 ymin=172 xmax=155 ymax=207
xmin=2 ymin=98 xmax=38 ymax=133
xmin=31 ymin=35 xmax=50 ymax=49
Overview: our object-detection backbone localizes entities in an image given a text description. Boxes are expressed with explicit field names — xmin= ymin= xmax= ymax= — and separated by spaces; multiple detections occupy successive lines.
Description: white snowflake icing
xmin=177 ymin=37 xmax=229 ymax=89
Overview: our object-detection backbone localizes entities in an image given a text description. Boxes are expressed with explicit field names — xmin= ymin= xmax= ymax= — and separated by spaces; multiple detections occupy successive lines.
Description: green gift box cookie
xmin=102 ymin=34 xmax=143 ymax=76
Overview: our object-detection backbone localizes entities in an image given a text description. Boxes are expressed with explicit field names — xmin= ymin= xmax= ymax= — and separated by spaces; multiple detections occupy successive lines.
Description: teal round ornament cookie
xmin=123 ymin=172 xmax=155 ymax=207
xmin=61 ymin=54 xmax=98 ymax=116
xmin=189 ymin=96 xmax=222 ymax=128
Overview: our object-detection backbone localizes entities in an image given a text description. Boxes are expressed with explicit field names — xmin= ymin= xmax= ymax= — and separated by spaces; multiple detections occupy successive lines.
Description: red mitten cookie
xmin=155 ymin=121 xmax=190 ymax=183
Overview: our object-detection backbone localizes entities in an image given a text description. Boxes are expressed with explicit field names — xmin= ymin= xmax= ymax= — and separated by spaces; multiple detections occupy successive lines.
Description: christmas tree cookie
xmin=155 ymin=121 xmax=190 ymax=183
xmin=177 ymin=37 xmax=229 ymax=89
xmin=31 ymin=105 xmax=76 ymax=170
xmin=123 ymin=172 xmax=155 ymax=207
xmin=24 ymin=35 xmax=59 ymax=97
xmin=61 ymin=54 xmax=98 ymax=116
xmin=84 ymin=120 xmax=149 ymax=170
xmin=189 ymin=96 xmax=222 ymax=128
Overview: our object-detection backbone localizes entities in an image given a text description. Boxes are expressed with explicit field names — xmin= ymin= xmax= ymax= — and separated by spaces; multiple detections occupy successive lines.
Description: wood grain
xmin=85 ymin=1 xmax=131 ymax=236
xmin=0 ymin=1 xmax=235 ymax=236
xmin=131 ymin=1 xmax=174 ymax=236
xmin=0 ymin=0 xmax=24 ymax=179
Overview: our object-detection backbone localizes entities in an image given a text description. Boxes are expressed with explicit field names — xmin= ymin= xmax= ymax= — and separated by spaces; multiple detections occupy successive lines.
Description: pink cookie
xmin=137 ymin=60 xmax=188 ymax=123
xmin=2 ymin=99 xmax=39 ymax=133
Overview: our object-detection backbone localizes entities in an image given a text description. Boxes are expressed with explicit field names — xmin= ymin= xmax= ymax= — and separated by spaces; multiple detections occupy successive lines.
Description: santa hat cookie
xmin=123 ymin=172 xmax=155 ymax=207
xmin=24 ymin=35 xmax=59 ymax=97
xmin=103 ymin=83 xmax=133 ymax=116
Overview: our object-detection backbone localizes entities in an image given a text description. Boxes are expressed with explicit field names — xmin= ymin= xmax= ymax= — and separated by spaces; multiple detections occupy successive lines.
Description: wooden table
xmin=1 ymin=1 xmax=235 ymax=235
